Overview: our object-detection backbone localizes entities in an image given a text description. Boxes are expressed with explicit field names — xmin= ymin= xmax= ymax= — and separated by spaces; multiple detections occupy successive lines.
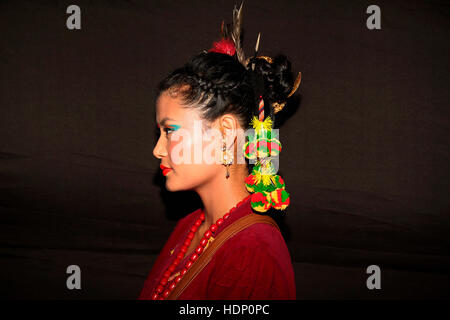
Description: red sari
xmin=139 ymin=196 xmax=296 ymax=300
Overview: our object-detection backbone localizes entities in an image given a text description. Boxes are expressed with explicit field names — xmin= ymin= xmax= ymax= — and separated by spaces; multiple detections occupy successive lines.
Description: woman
xmin=139 ymin=4 xmax=300 ymax=300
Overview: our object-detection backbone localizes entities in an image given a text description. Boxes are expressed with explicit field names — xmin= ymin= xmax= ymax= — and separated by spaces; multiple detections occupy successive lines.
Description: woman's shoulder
xmin=208 ymin=220 xmax=296 ymax=296
xmin=235 ymin=222 xmax=286 ymax=247
xmin=215 ymin=220 xmax=291 ymax=263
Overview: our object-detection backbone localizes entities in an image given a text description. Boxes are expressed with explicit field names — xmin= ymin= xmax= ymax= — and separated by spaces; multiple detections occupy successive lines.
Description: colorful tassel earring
xmin=243 ymin=96 xmax=291 ymax=213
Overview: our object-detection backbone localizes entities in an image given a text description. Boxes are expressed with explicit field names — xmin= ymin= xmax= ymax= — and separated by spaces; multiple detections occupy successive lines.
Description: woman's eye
xmin=163 ymin=127 xmax=173 ymax=135
xmin=163 ymin=124 xmax=180 ymax=136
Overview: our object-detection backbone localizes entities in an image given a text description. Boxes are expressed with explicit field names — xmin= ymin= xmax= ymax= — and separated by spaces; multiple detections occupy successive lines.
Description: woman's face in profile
xmin=153 ymin=90 xmax=223 ymax=192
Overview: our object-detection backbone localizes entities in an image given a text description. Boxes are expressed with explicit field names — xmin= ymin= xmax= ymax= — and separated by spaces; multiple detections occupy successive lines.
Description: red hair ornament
xmin=208 ymin=38 xmax=236 ymax=56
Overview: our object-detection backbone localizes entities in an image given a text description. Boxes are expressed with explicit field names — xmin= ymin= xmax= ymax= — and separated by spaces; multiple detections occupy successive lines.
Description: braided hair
xmin=156 ymin=51 xmax=295 ymax=130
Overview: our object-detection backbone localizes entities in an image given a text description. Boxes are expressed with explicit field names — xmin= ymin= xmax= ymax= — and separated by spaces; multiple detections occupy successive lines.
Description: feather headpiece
xmin=217 ymin=2 xmax=246 ymax=65
xmin=208 ymin=2 xmax=301 ymax=111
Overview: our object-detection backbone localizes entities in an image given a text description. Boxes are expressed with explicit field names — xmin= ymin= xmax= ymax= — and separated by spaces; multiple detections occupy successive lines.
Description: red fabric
xmin=139 ymin=197 xmax=296 ymax=300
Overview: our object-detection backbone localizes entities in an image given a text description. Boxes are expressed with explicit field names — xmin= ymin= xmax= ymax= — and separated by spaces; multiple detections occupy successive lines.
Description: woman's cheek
xmin=167 ymin=134 xmax=195 ymax=166
xmin=167 ymin=138 xmax=180 ymax=164
xmin=202 ymin=139 xmax=220 ymax=164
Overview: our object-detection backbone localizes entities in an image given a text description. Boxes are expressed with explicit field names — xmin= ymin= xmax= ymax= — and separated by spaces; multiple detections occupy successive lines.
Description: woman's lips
xmin=160 ymin=164 xmax=173 ymax=176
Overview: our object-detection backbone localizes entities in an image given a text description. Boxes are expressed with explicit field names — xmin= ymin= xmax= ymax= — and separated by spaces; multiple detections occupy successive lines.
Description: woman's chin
xmin=165 ymin=178 xmax=182 ymax=192
xmin=165 ymin=176 xmax=198 ymax=192
xmin=165 ymin=180 xmax=176 ymax=192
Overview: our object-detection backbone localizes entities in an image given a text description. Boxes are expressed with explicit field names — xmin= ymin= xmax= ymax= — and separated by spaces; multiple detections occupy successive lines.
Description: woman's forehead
xmin=156 ymin=93 xmax=181 ymax=118
xmin=156 ymin=93 xmax=199 ymax=124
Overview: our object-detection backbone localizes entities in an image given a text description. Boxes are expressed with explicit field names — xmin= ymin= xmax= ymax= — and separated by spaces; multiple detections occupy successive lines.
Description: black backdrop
xmin=1 ymin=0 xmax=449 ymax=299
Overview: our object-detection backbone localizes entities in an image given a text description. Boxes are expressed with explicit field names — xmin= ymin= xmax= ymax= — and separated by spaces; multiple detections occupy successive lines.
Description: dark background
xmin=1 ymin=0 xmax=449 ymax=299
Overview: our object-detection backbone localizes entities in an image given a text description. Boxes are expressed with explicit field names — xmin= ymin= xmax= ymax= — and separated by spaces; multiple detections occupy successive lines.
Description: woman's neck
xmin=196 ymin=165 xmax=250 ymax=230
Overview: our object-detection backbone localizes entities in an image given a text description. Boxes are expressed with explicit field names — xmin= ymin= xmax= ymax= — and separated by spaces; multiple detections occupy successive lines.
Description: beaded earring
xmin=222 ymin=137 xmax=233 ymax=179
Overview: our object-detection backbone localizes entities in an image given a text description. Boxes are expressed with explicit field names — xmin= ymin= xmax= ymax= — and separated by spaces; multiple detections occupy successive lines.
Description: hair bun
xmin=249 ymin=54 xmax=294 ymax=104
xmin=270 ymin=55 xmax=294 ymax=100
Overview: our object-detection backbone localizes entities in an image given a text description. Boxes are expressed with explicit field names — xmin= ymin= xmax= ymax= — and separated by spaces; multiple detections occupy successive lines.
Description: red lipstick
xmin=160 ymin=164 xmax=173 ymax=176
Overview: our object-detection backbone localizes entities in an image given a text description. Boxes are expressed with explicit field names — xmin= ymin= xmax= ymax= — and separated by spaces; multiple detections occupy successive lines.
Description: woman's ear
xmin=218 ymin=114 xmax=239 ymax=149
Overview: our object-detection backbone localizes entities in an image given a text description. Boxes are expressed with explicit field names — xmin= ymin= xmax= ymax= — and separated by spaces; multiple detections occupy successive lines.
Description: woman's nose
xmin=153 ymin=136 xmax=167 ymax=159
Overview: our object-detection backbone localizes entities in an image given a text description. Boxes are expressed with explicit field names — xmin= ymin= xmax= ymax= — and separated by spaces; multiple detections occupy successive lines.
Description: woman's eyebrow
xmin=158 ymin=117 xmax=175 ymax=127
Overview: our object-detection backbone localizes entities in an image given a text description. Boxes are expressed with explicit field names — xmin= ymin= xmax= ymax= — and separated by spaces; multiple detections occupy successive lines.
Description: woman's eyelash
xmin=164 ymin=124 xmax=181 ymax=135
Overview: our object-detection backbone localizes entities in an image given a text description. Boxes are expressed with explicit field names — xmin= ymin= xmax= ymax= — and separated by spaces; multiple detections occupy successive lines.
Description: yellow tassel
xmin=253 ymin=161 xmax=277 ymax=186
xmin=250 ymin=116 xmax=273 ymax=134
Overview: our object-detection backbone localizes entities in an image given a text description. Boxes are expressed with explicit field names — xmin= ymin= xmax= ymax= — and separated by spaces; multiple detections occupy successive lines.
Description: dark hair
xmin=156 ymin=51 xmax=295 ymax=129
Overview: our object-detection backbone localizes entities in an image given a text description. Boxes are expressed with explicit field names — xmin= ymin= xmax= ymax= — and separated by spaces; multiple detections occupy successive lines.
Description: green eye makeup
xmin=167 ymin=124 xmax=181 ymax=131
xmin=163 ymin=124 xmax=181 ymax=135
